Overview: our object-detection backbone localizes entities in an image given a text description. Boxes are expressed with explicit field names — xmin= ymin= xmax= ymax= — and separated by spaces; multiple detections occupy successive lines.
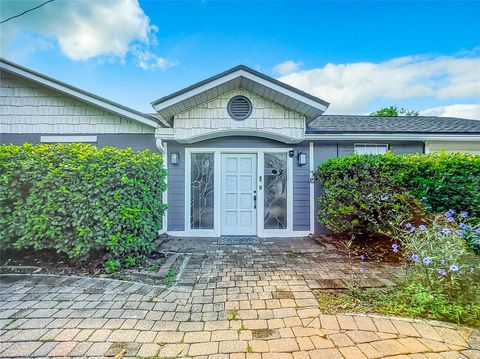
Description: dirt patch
xmin=251 ymin=329 xmax=279 ymax=339
xmin=0 ymin=245 xmax=186 ymax=286
xmin=272 ymin=290 xmax=295 ymax=299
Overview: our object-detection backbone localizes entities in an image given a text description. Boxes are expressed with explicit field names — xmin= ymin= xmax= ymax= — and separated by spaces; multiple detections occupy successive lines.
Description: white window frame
xmin=183 ymin=147 xmax=295 ymax=238
xmin=354 ymin=143 xmax=389 ymax=155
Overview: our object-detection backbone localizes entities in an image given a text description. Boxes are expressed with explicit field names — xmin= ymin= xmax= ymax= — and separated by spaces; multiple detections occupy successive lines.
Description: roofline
xmin=151 ymin=65 xmax=330 ymax=109
xmin=0 ymin=57 xmax=162 ymax=128
xmin=306 ymin=130 xmax=480 ymax=135
xmin=304 ymin=133 xmax=480 ymax=141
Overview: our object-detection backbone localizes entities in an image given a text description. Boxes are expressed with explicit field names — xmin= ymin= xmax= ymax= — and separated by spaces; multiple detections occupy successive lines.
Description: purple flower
xmin=410 ymin=227 xmax=416 ymax=233
xmin=405 ymin=222 xmax=413 ymax=229
xmin=418 ymin=224 xmax=427 ymax=231
xmin=446 ymin=216 xmax=455 ymax=222
xmin=422 ymin=257 xmax=432 ymax=265
xmin=359 ymin=268 xmax=365 ymax=273
xmin=392 ymin=244 xmax=399 ymax=253
xmin=392 ymin=247 xmax=399 ymax=253
xmin=411 ymin=254 xmax=420 ymax=262
xmin=444 ymin=210 xmax=455 ymax=218
xmin=360 ymin=255 xmax=365 ymax=261
xmin=438 ymin=269 xmax=447 ymax=276
xmin=476 ymin=228 xmax=480 ymax=234
xmin=441 ymin=228 xmax=451 ymax=235
xmin=476 ymin=239 xmax=480 ymax=246
xmin=459 ymin=223 xmax=472 ymax=231
xmin=440 ymin=259 xmax=445 ymax=265
xmin=449 ymin=265 xmax=459 ymax=272
xmin=460 ymin=211 xmax=469 ymax=218
xmin=455 ymin=230 xmax=465 ymax=237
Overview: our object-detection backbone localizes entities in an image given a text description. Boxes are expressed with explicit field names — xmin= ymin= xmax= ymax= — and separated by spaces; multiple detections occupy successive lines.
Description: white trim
xmin=153 ymin=69 xmax=328 ymax=113
xmin=166 ymin=230 xmax=311 ymax=238
xmin=40 ymin=135 xmax=97 ymax=143
xmin=184 ymin=147 xmax=293 ymax=237
xmin=309 ymin=141 xmax=315 ymax=234
xmin=176 ymin=129 xmax=302 ymax=145
xmin=1 ymin=61 xmax=159 ymax=129
xmin=262 ymin=231 xmax=310 ymax=238
xmin=305 ymin=133 xmax=480 ymax=141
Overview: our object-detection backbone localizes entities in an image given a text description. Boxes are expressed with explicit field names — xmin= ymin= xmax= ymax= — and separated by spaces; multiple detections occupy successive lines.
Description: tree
xmin=370 ymin=106 xmax=419 ymax=117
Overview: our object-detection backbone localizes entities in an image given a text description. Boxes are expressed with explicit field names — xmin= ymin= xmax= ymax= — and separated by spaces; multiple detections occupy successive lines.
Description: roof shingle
xmin=307 ymin=115 xmax=480 ymax=134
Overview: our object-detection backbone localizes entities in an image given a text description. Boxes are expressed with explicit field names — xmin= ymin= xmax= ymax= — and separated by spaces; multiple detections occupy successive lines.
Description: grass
xmin=315 ymin=286 xmax=480 ymax=328
xmin=162 ymin=268 xmax=177 ymax=286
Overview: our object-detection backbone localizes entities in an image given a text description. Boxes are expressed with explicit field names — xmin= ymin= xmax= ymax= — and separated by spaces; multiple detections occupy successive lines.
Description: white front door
xmin=221 ymin=153 xmax=257 ymax=235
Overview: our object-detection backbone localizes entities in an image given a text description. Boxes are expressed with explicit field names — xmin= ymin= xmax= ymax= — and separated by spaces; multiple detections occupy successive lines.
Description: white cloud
xmin=277 ymin=52 xmax=480 ymax=114
xmin=420 ymin=104 xmax=480 ymax=120
xmin=0 ymin=0 xmax=177 ymax=70
xmin=273 ymin=60 xmax=303 ymax=76
xmin=132 ymin=48 xmax=178 ymax=70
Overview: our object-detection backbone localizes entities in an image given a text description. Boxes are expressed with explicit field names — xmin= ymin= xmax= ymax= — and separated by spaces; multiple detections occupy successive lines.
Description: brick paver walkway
xmin=1 ymin=237 xmax=478 ymax=358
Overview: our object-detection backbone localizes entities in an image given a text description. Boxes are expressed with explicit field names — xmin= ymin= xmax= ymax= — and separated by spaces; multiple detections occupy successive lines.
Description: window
xmin=354 ymin=144 xmax=388 ymax=155
xmin=264 ymin=152 xmax=288 ymax=229
xmin=190 ymin=153 xmax=214 ymax=229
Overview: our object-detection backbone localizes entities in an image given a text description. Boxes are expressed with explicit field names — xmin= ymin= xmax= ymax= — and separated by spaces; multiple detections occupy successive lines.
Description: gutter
xmin=304 ymin=133 xmax=480 ymax=141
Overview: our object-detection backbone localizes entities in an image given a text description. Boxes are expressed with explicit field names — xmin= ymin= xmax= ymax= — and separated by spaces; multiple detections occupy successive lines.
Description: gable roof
xmin=151 ymin=65 xmax=329 ymax=124
xmin=0 ymin=58 xmax=164 ymax=128
xmin=307 ymin=115 xmax=480 ymax=135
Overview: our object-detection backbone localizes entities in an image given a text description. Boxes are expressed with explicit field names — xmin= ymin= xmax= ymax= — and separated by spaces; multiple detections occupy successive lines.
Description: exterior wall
xmin=0 ymin=133 xmax=158 ymax=152
xmin=173 ymin=89 xmax=305 ymax=142
xmin=0 ymin=71 xmax=153 ymax=134
xmin=426 ymin=141 xmax=480 ymax=155
xmin=313 ymin=140 xmax=424 ymax=234
xmin=166 ymin=136 xmax=310 ymax=232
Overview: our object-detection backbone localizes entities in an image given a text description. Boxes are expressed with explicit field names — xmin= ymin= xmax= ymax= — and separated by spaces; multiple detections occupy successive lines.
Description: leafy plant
xmin=0 ymin=143 xmax=167 ymax=270
xmin=315 ymin=152 xmax=480 ymax=240
xmin=370 ymin=105 xmax=419 ymax=117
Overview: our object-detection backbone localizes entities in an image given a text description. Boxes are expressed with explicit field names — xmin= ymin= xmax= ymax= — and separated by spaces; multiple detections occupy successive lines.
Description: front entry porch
xmin=185 ymin=148 xmax=297 ymax=238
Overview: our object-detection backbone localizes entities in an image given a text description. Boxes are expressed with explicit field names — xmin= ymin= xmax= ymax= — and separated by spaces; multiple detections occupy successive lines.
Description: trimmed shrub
xmin=0 ymin=143 xmax=167 ymax=269
xmin=315 ymin=152 xmax=480 ymax=239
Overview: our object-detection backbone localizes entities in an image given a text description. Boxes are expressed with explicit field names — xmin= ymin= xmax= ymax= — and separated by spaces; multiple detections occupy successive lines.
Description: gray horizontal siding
xmin=313 ymin=140 xmax=424 ymax=234
xmin=166 ymin=141 xmax=186 ymax=231
xmin=0 ymin=133 xmax=158 ymax=152
xmin=292 ymin=141 xmax=310 ymax=231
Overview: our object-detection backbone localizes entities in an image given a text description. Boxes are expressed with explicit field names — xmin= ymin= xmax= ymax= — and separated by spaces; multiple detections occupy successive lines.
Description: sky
xmin=1 ymin=0 xmax=479 ymax=118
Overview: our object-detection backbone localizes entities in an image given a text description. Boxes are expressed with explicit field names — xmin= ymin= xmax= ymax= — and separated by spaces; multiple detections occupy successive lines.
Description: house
xmin=1 ymin=58 xmax=479 ymax=237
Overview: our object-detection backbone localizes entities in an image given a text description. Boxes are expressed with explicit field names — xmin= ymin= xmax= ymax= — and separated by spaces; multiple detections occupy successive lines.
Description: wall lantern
xmin=297 ymin=151 xmax=307 ymax=166
xmin=170 ymin=153 xmax=179 ymax=165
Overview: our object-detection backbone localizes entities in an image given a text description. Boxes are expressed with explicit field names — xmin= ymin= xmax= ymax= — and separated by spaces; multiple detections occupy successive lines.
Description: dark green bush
xmin=315 ymin=152 xmax=480 ymax=239
xmin=0 ymin=143 xmax=167 ymax=269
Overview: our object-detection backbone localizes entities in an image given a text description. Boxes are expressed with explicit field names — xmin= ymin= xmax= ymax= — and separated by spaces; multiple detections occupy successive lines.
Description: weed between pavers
xmin=227 ymin=309 xmax=239 ymax=321
xmin=162 ymin=268 xmax=177 ymax=286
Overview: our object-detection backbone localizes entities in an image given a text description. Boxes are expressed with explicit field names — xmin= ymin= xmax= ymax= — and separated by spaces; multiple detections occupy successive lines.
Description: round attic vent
xmin=227 ymin=95 xmax=252 ymax=120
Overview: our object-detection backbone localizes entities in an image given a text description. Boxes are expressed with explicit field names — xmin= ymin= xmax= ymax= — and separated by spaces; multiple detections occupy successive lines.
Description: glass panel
xmin=264 ymin=153 xmax=288 ymax=229
xmin=191 ymin=153 xmax=214 ymax=229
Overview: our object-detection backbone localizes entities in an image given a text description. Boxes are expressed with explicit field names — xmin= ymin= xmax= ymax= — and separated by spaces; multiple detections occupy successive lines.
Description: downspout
xmin=156 ymin=137 xmax=168 ymax=235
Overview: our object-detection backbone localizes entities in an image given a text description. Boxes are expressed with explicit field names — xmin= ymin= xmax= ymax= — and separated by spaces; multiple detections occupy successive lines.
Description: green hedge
xmin=315 ymin=152 xmax=480 ymax=239
xmin=0 ymin=143 xmax=167 ymax=270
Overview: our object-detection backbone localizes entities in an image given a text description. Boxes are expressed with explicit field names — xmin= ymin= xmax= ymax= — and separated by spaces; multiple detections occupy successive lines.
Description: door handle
xmin=253 ymin=190 xmax=257 ymax=209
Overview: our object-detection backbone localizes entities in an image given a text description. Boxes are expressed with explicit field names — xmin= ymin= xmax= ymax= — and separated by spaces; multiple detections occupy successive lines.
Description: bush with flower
xmin=393 ymin=211 xmax=480 ymax=325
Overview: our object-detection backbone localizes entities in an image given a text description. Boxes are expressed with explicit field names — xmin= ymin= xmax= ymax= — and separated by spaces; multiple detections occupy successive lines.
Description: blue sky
xmin=1 ymin=0 xmax=479 ymax=117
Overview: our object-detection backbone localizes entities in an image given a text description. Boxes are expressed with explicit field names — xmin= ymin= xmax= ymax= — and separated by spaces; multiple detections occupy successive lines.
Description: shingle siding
xmin=0 ymin=71 xmax=154 ymax=134
xmin=174 ymin=89 xmax=305 ymax=142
